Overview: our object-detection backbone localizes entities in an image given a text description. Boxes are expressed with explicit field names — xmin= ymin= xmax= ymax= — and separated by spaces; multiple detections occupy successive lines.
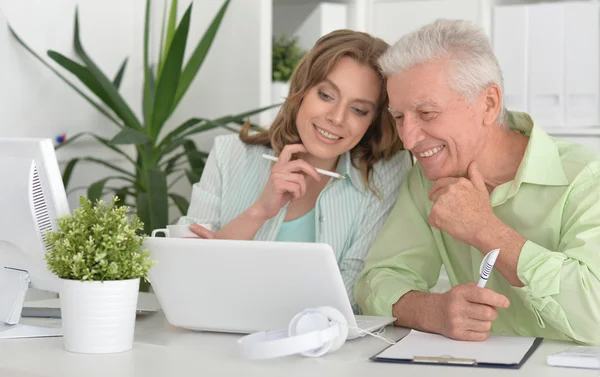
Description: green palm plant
xmin=8 ymin=0 xmax=270 ymax=235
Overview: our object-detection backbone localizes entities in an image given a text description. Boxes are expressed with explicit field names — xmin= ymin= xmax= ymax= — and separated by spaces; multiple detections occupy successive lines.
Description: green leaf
xmin=158 ymin=117 xmax=208 ymax=151
xmin=212 ymin=103 xmax=280 ymax=125
xmin=72 ymin=8 xmax=143 ymax=131
xmin=139 ymin=169 xmax=169 ymax=234
xmin=137 ymin=192 xmax=151 ymax=235
xmin=169 ymin=193 xmax=189 ymax=216
xmin=47 ymin=51 xmax=117 ymax=112
xmin=7 ymin=25 xmax=122 ymax=128
xmin=162 ymin=151 xmax=187 ymax=174
xmin=173 ymin=0 xmax=231 ymax=109
xmin=142 ymin=0 xmax=153 ymax=128
xmin=185 ymin=169 xmax=202 ymax=185
xmin=272 ymin=34 xmax=306 ymax=82
xmin=143 ymin=64 xmax=156 ymax=129
xmin=82 ymin=157 xmax=136 ymax=179
xmin=182 ymin=140 xmax=207 ymax=171
xmin=56 ymin=132 xmax=135 ymax=164
xmin=113 ymin=57 xmax=128 ymax=89
xmin=110 ymin=128 xmax=152 ymax=145
xmin=167 ymin=172 xmax=186 ymax=188
xmin=150 ymin=5 xmax=192 ymax=138
xmin=179 ymin=104 xmax=277 ymax=139
xmin=114 ymin=187 xmax=129 ymax=207
xmin=87 ymin=177 xmax=111 ymax=202
xmin=62 ymin=158 xmax=80 ymax=189
xmin=158 ymin=0 xmax=178 ymax=77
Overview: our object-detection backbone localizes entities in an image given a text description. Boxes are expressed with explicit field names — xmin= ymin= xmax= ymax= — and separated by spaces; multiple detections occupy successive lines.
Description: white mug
xmin=151 ymin=224 xmax=214 ymax=238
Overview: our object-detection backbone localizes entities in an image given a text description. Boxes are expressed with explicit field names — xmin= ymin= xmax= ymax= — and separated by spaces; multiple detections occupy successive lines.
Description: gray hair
xmin=379 ymin=19 xmax=507 ymax=125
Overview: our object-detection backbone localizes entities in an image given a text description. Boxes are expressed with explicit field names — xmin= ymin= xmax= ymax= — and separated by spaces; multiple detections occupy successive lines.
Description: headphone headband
xmin=237 ymin=325 xmax=340 ymax=360
xmin=237 ymin=307 xmax=348 ymax=360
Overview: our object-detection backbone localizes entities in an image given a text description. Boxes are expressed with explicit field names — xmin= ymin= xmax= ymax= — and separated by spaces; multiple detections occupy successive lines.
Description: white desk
xmin=0 ymin=312 xmax=595 ymax=377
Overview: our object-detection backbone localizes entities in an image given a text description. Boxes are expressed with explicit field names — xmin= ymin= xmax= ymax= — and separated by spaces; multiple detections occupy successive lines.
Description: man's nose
xmin=398 ymin=116 xmax=426 ymax=150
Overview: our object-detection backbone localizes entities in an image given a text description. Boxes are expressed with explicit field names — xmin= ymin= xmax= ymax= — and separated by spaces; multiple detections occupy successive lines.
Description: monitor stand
xmin=0 ymin=267 xmax=62 ymax=338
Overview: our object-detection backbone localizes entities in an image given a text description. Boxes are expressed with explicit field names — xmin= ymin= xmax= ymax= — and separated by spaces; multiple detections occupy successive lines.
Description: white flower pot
xmin=59 ymin=278 xmax=140 ymax=354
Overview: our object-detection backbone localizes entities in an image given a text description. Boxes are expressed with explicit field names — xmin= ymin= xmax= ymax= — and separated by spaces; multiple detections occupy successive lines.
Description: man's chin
xmin=422 ymin=168 xmax=442 ymax=182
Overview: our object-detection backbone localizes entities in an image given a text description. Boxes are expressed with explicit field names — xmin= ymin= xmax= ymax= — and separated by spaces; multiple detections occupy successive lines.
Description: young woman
xmin=179 ymin=30 xmax=412 ymax=312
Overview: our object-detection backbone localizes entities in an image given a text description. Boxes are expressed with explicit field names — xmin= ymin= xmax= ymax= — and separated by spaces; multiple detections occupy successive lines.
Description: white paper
xmin=376 ymin=330 xmax=537 ymax=365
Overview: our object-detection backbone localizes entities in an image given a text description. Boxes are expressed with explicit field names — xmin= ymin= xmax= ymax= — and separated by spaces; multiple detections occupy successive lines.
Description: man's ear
xmin=482 ymin=84 xmax=502 ymax=126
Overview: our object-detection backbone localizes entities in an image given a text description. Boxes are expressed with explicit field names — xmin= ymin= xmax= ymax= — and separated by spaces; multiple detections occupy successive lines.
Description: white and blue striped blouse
xmin=179 ymin=134 xmax=412 ymax=313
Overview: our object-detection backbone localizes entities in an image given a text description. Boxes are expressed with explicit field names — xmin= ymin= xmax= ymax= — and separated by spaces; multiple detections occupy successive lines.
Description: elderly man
xmin=355 ymin=19 xmax=600 ymax=345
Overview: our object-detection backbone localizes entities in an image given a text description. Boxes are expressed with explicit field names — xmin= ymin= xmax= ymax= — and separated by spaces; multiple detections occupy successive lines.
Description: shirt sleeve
xmin=177 ymin=138 xmax=224 ymax=229
xmin=512 ymin=165 xmax=600 ymax=345
xmin=354 ymin=165 xmax=443 ymax=317
xmin=340 ymin=152 xmax=412 ymax=314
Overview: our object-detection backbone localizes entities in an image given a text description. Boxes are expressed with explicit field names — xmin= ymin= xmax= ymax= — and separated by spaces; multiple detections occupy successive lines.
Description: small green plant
xmin=44 ymin=196 xmax=155 ymax=282
xmin=272 ymin=34 xmax=306 ymax=82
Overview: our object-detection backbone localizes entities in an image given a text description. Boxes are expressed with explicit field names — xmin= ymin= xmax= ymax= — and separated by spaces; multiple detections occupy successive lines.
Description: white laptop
xmin=144 ymin=237 xmax=395 ymax=339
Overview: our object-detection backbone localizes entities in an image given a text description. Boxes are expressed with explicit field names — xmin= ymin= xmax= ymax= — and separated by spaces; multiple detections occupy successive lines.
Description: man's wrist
xmin=392 ymin=290 xmax=443 ymax=334
xmin=473 ymin=215 xmax=509 ymax=253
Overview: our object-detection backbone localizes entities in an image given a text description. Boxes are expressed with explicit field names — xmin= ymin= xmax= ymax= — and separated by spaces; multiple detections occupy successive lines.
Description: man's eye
xmin=394 ymin=115 xmax=404 ymax=120
xmin=318 ymin=90 xmax=332 ymax=100
xmin=421 ymin=111 xmax=436 ymax=120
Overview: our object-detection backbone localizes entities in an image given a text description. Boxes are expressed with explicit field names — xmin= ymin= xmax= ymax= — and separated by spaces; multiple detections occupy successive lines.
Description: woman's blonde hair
xmin=240 ymin=29 xmax=404 ymax=191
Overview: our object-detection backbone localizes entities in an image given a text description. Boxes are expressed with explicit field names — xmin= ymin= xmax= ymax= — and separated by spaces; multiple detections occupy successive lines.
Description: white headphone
xmin=237 ymin=306 xmax=349 ymax=360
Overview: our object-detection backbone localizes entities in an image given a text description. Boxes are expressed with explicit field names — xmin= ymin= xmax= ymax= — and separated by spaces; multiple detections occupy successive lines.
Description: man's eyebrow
xmin=323 ymin=78 xmax=377 ymax=108
xmin=413 ymin=99 xmax=440 ymax=108
xmin=388 ymin=99 xmax=442 ymax=114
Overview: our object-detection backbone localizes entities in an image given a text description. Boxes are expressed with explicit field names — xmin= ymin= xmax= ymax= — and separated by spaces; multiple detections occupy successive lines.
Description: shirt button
xmin=319 ymin=216 xmax=325 ymax=222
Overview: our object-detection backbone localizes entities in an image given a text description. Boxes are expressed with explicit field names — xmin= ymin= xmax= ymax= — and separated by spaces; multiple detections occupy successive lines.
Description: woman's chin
xmin=304 ymin=144 xmax=344 ymax=161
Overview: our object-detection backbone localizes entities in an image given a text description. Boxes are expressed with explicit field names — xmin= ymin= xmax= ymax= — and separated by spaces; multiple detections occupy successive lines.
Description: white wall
xmin=0 ymin=0 xmax=271 ymax=222
xmin=373 ymin=0 xmax=492 ymax=44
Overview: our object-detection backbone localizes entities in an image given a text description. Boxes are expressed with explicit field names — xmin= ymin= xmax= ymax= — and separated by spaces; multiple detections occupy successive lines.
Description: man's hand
xmin=437 ymin=283 xmax=510 ymax=341
xmin=428 ymin=161 xmax=495 ymax=245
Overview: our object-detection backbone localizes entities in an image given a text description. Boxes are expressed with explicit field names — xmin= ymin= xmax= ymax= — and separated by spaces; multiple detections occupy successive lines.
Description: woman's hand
xmin=189 ymin=224 xmax=216 ymax=239
xmin=251 ymin=144 xmax=321 ymax=220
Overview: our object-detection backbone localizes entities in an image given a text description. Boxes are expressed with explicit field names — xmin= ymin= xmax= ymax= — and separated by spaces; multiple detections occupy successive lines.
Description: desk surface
xmin=0 ymin=312 xmax=595 ymax=377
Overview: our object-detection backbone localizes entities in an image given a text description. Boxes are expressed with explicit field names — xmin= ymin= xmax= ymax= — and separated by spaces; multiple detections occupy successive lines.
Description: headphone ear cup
xmin=288 ymin=307 xmax=348 ymax=357
xmin=313 ymin=306 xmax=348 ymax=352
xmin=289 ymin=309 xmax=333 ymax=357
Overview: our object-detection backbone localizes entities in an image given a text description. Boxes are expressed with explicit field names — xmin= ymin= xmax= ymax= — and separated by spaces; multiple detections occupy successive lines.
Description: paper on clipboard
xmin=374 ymin=330 xmax=539 ymax=366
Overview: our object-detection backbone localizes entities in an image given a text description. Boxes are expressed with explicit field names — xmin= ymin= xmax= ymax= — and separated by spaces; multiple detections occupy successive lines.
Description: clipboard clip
xmin=413 ymin=355 xmax=477 ymax=365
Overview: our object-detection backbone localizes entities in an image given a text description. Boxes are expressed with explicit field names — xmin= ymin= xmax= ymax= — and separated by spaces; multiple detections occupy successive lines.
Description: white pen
xmin=261 ymin=154 xmax=345 ymax=179
xmin=477 ymin=249 xmax=500 ymax=288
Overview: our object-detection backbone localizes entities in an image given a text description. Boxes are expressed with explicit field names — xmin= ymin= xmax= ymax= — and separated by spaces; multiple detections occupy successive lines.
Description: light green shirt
xmin=179 ymin=134 xmax=413 ymax=313
xmin=355 ymin=112 xmax=600 ymax=345
xmin=275 ymin=208 xmax=316 ymax=243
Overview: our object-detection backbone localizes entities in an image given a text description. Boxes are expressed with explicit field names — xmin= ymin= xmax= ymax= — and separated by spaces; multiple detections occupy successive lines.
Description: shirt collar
xmin=336 ymin=151 xmax=368 ymax=193
xmin=507 ymin=111 xmax=569 ymax=187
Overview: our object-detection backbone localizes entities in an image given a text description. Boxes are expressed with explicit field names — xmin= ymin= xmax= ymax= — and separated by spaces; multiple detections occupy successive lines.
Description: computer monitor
xmin=0 ymin=137 xmax=70 ymax=338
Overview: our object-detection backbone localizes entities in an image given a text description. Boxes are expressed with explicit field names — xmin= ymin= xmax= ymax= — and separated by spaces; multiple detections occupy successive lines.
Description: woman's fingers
xmin=189 ymin=224 xmax=216 ymax=239
xmin=274 ymin=172 xmax=307 ymax=197
xmin=274 ymin=159 xmax=320 ymax=182
xmin=277 ymin=180 xmax=302 ymax=200
xmin=277 ymin=144 xmax=308 ymax=164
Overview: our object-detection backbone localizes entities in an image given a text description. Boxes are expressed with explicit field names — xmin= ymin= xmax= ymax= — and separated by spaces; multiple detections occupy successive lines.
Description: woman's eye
xmin=318 ymin=90 xmax=332 ymax=100
xmin=352 ymin=107 xmax=369 ymax=116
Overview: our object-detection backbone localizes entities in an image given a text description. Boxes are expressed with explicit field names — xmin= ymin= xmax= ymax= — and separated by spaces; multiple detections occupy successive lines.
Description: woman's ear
xmin=482 ymin=84 xmax=502 ymax=126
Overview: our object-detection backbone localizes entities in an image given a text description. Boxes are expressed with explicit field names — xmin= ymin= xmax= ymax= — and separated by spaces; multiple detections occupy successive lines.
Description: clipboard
xmin=371 ymin=330 xmax=543 ymax=369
